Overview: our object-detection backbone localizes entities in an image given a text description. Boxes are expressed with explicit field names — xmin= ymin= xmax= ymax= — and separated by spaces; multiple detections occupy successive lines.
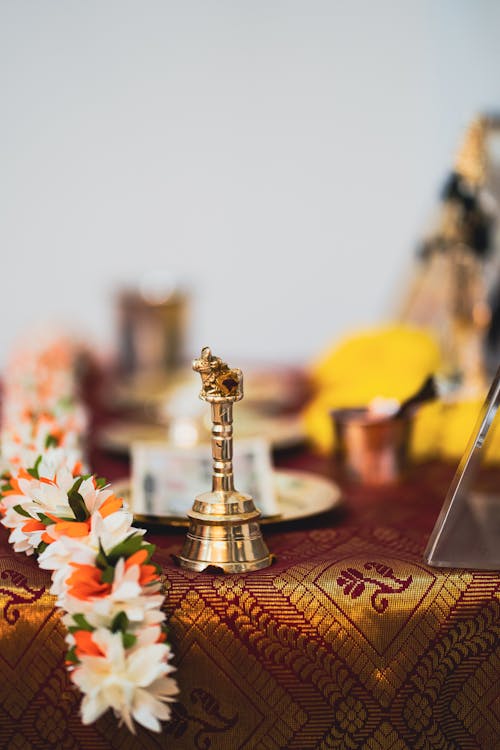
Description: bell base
xmin=174 ymin=520 xmax=275 ymax=573
xmin=173 ymin=553 xmax=274 ymax=574
xmin=175 ymin=491 xmax=275 ymax=574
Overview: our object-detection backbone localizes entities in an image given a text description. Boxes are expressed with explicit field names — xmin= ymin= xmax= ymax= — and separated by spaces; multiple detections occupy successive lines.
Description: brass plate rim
xmin=113 ymin=469 xmax=342 ymax=527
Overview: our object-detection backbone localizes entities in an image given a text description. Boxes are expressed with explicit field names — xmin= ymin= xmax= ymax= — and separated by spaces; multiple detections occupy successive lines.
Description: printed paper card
xmin=131 ymin=438 xmax=278 ymax=518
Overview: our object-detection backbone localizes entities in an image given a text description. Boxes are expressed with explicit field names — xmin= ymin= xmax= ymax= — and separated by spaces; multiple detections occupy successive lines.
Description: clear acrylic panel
xmin=424 ymin=367 xmax=500 ymax=569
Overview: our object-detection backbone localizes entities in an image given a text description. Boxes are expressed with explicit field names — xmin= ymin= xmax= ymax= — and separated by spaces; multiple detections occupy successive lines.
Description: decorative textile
xmin=0 ymin=454 xmax=499 ymax=749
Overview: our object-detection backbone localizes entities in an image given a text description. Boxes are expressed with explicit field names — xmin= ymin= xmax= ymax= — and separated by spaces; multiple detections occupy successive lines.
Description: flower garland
xmin=0 ymin=337 xmax=178 ymax=732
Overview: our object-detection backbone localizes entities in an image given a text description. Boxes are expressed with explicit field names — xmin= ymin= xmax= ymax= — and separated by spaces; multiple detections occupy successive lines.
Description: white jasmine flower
xmin=7 ymin=522 xmax=44 ymax=555
xmin=71 ymin=628 xmax=178 ymax=732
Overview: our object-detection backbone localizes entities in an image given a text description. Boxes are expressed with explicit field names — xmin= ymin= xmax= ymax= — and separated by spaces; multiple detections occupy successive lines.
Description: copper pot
xmin=332 ymin=408 xmax=412 ymax=485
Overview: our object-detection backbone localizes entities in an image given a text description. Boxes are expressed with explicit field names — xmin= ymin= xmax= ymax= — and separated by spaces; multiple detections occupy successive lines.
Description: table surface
xmin=0 ymin=429 xmax=499 ymax=749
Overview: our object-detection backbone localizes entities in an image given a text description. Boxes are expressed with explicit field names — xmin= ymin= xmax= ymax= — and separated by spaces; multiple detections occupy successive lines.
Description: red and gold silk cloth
xmin=0 ymin=454 xmax=498 ymax=749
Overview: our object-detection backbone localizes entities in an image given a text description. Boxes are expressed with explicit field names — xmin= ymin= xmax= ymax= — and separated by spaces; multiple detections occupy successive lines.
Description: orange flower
xmin=73 ymin=630 xmax=105 ymax=658
xmin=49 ymin=428 xmax=64 ymax=445
xmin=2 ymin=475 xmax=25 ymax=496
xmin=22 ymin=519 xmax=46 ymax=534
xmin=125 ymin=549 xmax=159 ymax=586
xmin=42 ymin=518 xmax=91 ymax=544
xmin=99 ymin=494 xmax=123 ymax=519
xmin=66 ymin=563 xmax=112 ymax=600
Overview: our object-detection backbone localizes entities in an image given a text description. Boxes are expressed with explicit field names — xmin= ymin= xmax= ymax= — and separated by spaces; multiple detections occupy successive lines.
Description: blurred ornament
xmin=116 ymin=272 xmax=189 ymax=381
xmin=400 ymin=115 xmax=500 ymax=394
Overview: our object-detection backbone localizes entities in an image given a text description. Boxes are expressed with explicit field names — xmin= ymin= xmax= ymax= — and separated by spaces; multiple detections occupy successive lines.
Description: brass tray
xmin=113 ymin=469 xmax=341 ymax=527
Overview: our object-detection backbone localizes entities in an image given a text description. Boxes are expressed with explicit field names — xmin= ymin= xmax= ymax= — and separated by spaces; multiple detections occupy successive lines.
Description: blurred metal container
xmin=117 ymin=281 xmax=188 ymax=379
xmin=332 ymin=408 xmax=412 ymax=485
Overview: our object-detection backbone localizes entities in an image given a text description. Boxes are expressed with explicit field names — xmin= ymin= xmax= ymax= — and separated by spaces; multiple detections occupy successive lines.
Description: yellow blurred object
xmin=305 ymin=324 xmax=440 ymax=454
xmin=409 ymin=400 xmax=443 ymax=461
xmin=412 ymin=397 xmax=500 ymax=464
xmin=311 ymin=324 xmax=441 ymax=400
xmin=440 ymin=400 xmax=483 ymax=461
xmin=305 ymin=324 xmax=500 ymax=464
xmin=303 ymin=394 xmax=338 ymax=455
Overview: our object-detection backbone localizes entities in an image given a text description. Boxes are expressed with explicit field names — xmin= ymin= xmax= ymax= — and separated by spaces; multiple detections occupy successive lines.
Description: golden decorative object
xmin=399 ymin=114 xmax=500 ymax=394
xmin=175 ymin=347 xmax=274 ymax=573
xmin=454 ymin=115 xmax=488 ymax=188
xmin=116 ymin=285 xmax=188 ymax=379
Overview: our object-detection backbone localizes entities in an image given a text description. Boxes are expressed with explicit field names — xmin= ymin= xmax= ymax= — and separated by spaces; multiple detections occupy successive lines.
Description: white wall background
xmin=1 ymin=0 xmax=500 ymax=365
